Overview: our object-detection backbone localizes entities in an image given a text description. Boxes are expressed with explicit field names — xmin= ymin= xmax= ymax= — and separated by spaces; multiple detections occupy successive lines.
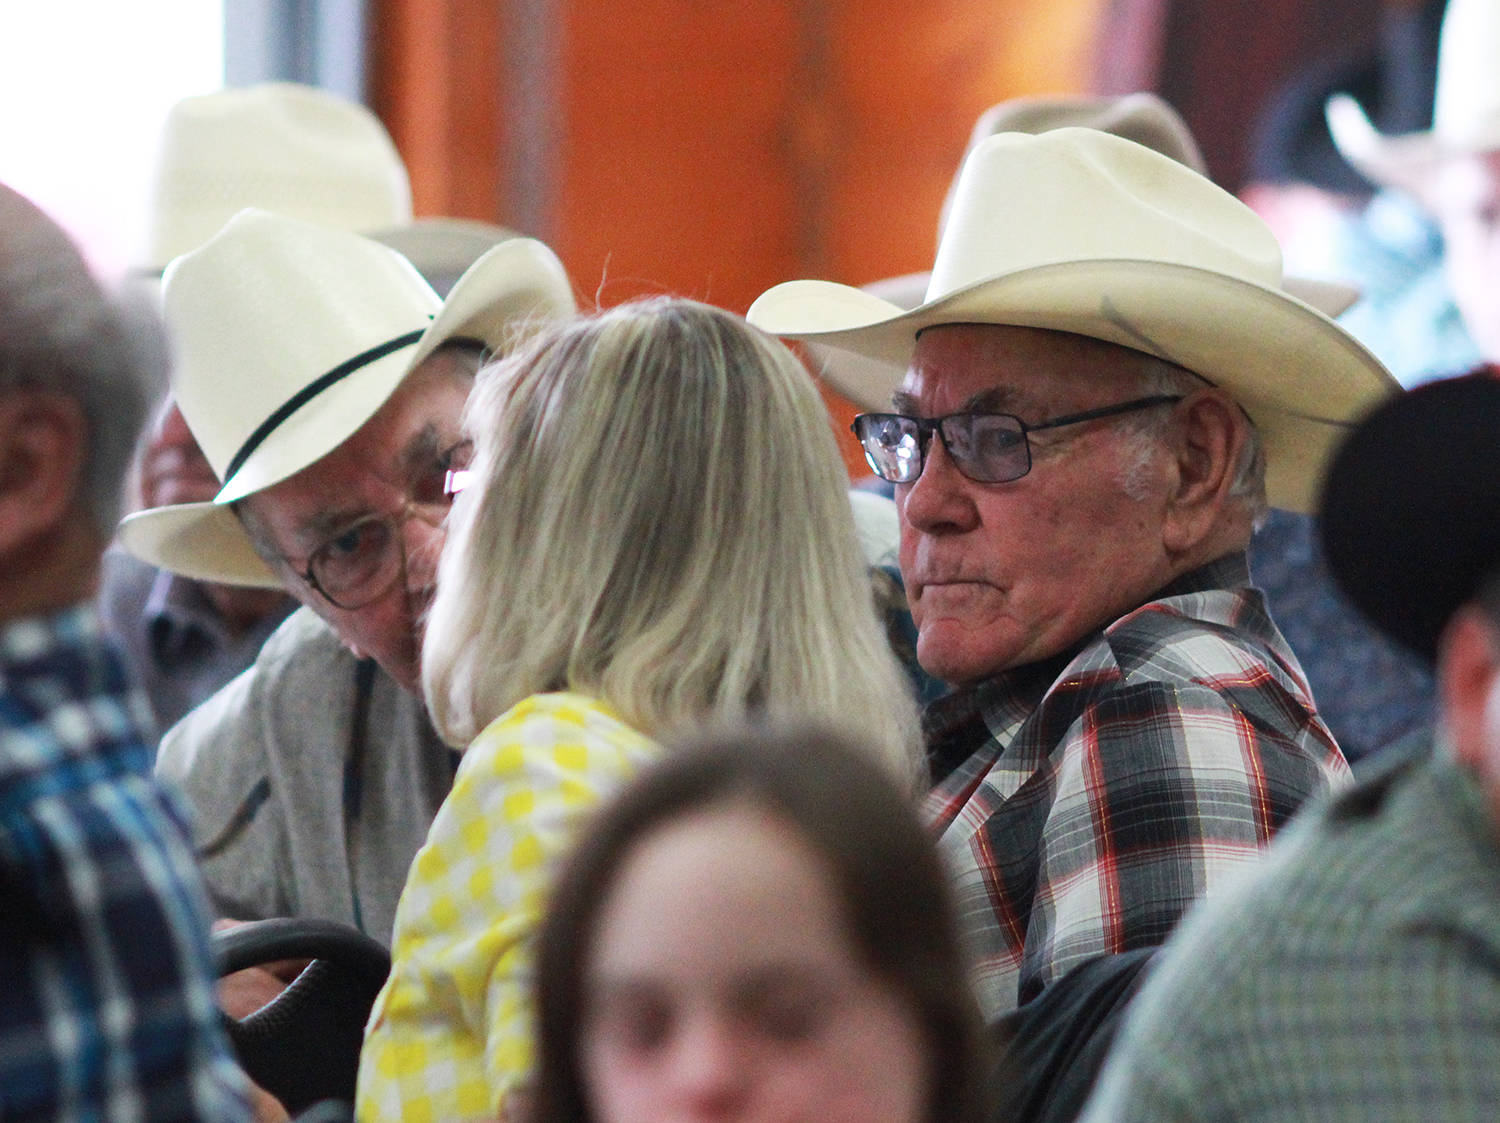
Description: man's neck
xmin=0 ymin=524 xmax=102 ymax=623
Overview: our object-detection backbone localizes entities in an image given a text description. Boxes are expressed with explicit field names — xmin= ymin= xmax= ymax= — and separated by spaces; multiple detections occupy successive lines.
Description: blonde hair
xmin=423 ymin=297 xmax=922 ymax=784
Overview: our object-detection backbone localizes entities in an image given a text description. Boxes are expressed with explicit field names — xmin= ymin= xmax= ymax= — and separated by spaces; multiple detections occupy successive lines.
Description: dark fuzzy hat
xmin=1319 ymin=372 xmax=1500 ymax=665
xmin=1249 ymin=0 xmax=1442 ymax=197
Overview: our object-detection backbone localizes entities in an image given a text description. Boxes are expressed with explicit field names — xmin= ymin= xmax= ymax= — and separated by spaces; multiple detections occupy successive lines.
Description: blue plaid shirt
xmin=0 ymin=606 xmax=250 ymax=1121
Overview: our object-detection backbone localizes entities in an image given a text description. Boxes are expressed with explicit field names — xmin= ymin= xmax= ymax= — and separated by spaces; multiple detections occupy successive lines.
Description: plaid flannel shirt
xmin=923 ymin=554 xmax=1349 ymax=1016
xmin=0 ymin=607 xmax=250 ymax=1122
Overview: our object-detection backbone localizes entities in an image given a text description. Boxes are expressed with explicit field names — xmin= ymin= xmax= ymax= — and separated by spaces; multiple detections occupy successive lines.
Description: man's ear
xmin=1160 ymin=388 xmax=1248 ymax=555
xmin=1438 ymin=607 xmax=1500 ymax=776
xmin=0 ymin=391 xmax=86 ymax=556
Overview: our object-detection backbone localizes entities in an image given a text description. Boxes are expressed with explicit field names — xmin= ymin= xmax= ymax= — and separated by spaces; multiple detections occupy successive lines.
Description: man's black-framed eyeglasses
xmin=852 ymin=395 xmax=1183 ymax=485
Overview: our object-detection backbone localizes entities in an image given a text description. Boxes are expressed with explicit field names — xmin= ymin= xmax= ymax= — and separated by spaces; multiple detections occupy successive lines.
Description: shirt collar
xmin=921 ymin=551 xmax=1253 ymax=782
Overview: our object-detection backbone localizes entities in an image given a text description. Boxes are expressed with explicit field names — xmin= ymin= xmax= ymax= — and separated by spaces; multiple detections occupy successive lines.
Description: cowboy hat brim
xmin=749 ymin=258 xmax=1396 ymax=512
xmin=119 ymin=501 xmax=284 ymax=588
xmin=804 ymin=271 xmax=1363 ymax=412
xmin=117 ymin=236 xmax=575 ymax=587
xmin=1325 ymin=92 xmax=1497 ymax=197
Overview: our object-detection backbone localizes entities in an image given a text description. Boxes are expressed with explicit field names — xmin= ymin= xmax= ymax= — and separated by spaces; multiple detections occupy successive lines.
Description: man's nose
xmin=898 ymin=434 xmax=980 ymax=535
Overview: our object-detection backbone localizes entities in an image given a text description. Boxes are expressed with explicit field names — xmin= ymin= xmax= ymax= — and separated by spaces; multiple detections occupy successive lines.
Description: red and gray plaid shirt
xmin=923 ymin=553 xmax=1349 ymax=1017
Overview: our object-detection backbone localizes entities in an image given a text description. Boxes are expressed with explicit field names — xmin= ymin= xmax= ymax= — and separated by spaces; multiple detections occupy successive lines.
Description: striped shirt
xmin=0 ymin=606 xmax=250 ymax=1121
xmin=923 ymin=553 xmax=1349 ymax=1016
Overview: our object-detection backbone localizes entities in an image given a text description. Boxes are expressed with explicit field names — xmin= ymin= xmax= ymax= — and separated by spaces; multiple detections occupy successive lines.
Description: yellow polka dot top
xmin=355 ymin=692 xmax=660 ymax=1122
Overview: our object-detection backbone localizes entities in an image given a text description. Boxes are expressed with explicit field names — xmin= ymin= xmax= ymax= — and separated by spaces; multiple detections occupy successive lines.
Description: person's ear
xmin=1437 ymin=607 xmax=1500 ymax=776
xmin=1160 ymin=388 xmax=1248 ymax=555
xmin=0 ymin=391 xmax=86 ymax=556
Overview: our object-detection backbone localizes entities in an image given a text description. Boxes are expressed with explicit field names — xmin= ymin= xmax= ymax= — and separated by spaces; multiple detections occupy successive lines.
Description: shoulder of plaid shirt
xmin=0 ymin=605 xmax=252 ymax=1121
xmin=922 ymin=552 xmax=1350 ymax=1018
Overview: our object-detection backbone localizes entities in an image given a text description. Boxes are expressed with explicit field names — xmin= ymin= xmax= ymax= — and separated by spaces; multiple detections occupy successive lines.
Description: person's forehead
xmin=897 ymin=324 xmax=1139 ymax=413
xmin=249 ymin=368 xmax=470 ymax=549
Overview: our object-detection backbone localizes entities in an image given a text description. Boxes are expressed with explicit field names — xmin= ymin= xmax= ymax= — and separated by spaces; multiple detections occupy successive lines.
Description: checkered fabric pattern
xmin=1081 ymin=743 xmax=1500 ymax=1121
xmin=924 ymin=554 xmax=1350 ymax=1017
xmin=0 ymin=607 xmax=251 ymax=1122
xmin=357 ymin=692 xmax=660 ymax=1122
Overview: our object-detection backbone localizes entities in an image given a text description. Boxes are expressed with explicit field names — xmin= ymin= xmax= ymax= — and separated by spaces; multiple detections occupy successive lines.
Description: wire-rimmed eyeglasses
xmin=293 ymin=439 xmax=473 ymax=610
xmin=852 ymin=395 xmax=1183 ymax=485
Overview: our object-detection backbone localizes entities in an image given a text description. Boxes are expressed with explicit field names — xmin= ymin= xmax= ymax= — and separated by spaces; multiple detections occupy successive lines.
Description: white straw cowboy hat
xmin=1327 ymin=0 xmax=1500 ymax=195
xmin=748 ymin=127 xmax=1398 ymax=513
xmin=137 ymin=82 xmax=519 ymax=288
xmin=808 ymin=94 xmax=1359 ymax=411
xmin=118 ymin=208 xmax=576 ymax=587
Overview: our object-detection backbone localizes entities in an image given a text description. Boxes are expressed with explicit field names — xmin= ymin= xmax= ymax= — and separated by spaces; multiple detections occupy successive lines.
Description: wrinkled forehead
xmin=896 ymin=323 xmax=1151 ymax=415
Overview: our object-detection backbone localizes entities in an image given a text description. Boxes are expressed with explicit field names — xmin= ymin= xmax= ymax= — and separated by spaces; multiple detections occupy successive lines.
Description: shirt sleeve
xmin=1019 ymin=678 xmax=1341 ymax=1001
xmin=0 ymin=765 xmax=253 ymax=1121
xmin=155 ymin=651 xmax=294 ymax=923
xmin=356 ymin=696 xmax=657 ymax=1123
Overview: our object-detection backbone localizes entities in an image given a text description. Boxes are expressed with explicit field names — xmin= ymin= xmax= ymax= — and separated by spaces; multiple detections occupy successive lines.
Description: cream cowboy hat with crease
xmin=748 ymin=127 xmax=1398 ymax=513
xmin=1327 ymin=0 xmax=1500 ymax=195
xmin=138 ymin=82 xmax=518 ymax=288
xmin=118 ymin=208 xmax=576 ymax=587
xmin=808 ymin=94 xmax=1359 ymax=412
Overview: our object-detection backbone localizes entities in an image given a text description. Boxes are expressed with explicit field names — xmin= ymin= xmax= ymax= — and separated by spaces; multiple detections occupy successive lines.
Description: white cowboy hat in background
xmin=136 ymin=82 xmax=519 ymax=292
xmin=1327 ymin=0 xmax=1500 ymax=196
xmin=749 ymin=127 xmax=1398 ymax=514
xmin=808 ymin=93 xmax=1360 ymax=411
xmin=118 ymin=208 xmax=577 ymax=587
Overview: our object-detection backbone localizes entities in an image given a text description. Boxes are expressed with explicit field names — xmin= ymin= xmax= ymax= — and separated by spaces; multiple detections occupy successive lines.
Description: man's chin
xmin=371 ymin=648 xmax=424 ymax=697
xmin=915 ymin=626 xmax=1013 ymax=687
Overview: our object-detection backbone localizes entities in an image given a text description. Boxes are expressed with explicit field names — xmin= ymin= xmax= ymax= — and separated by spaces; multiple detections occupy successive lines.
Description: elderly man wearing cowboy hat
xmin=1082 ymin=374 xmax=1500 ymax=1120
xmin=102 ymin=82 xmax=529 ymax=735
xmin=118 ymin=209 xmax=576 ymax=949
xmin=749 ymin=126 xmax=1396 ymax=1016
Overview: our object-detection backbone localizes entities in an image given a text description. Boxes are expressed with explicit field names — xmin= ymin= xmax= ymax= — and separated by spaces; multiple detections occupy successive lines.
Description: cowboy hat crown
xmin=143 ymin=82 xmax=412 ymax=270
xmin=138 ymin=82 xmax=520 ymax=290
xmin=808 ymin=95 xmax=1357 ymax=411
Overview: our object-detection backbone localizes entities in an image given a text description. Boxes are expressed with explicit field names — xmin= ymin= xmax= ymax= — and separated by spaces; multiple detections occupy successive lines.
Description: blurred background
xmin=0 ymin=0 xmax=1395 ymax=470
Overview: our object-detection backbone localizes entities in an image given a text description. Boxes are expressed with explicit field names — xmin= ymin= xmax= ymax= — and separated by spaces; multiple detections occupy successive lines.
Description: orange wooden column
xmin=369 ymin=0 xmax=1105 ymax=476
xmin=368 ymin=0 xmax=511 ymax=221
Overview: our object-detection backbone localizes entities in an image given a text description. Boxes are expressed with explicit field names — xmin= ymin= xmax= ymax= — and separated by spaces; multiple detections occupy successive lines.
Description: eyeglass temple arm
xmin=1024 ymin=394 xmax=1183 ymax=434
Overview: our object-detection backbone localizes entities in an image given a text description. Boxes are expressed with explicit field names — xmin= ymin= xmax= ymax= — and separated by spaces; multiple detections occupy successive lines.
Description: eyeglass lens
xmin=855 ymin=413 xmax=1032 ymax=485
xmin=306 ymin=440 xmax=472 ymax=609
xmin=309 ymin=517 xmax=402 ymax=609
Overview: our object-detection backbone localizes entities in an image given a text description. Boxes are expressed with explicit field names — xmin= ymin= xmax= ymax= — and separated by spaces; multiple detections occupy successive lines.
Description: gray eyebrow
xmin=294 ymin=505 xmax=375 ymax=555
xmin=889 ymin=385 xmax=1029 ymax=417
xmin=890 ymin=389 xmax=919 ymax=414
xmin=958 ymin=387 xmax=1027 ymax=414
xmin=292 ymin=424 xmax=457 ymax=551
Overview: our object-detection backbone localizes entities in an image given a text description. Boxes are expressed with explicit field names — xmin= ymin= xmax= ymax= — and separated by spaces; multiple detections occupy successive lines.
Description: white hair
xmin=1116 ymin=355 xmax=1268 ymax=525
xmin=423 ymin=297 xmax=923 ymax=786
xmin=0 ymin=185 xmax=165 ymax=535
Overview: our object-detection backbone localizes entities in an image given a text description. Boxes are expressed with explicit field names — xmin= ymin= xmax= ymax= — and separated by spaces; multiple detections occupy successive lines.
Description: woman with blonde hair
xmin=356 ymin=296 xmax=921 ymax=1121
